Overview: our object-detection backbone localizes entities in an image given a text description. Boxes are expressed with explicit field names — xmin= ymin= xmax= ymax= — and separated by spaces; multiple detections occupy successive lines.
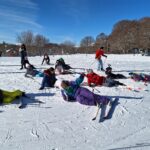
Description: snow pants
xmin=74 ymin=87 xmax=110 ymax=106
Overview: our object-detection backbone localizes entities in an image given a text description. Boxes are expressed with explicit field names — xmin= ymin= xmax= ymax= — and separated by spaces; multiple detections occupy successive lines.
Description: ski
xmin=92 ymin=104 xmax=100 ymax=121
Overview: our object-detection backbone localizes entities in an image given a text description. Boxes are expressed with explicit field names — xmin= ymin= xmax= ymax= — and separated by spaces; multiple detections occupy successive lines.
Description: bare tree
xmin=80 ymin=36 xmax=95 ymax=47
xmin=80 ymin=36 xmax=95 ymax=53
xmin=60 ymin=40 xmax=76 ymax=54
xmin=34 ymin=34 xmax=49 ymax=56
xmin=95 ymin=33 xmax=108 ymax=51
xmin=16 ymin=30 xmax=34 ymax=46
xmin=139 ymin=17 xmax=150 ymax=49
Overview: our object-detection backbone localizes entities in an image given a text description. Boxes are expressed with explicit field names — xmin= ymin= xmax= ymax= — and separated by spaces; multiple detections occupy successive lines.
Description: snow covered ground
xmin=0 ymin=54 xmax=150 ymax=150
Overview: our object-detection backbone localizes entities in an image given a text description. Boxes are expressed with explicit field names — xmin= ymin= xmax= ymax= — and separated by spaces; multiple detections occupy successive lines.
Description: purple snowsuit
xmin=61 ymin=75 xmax=110 ymax=106
xmin=75 ymin=87 xmax=110 ymax=106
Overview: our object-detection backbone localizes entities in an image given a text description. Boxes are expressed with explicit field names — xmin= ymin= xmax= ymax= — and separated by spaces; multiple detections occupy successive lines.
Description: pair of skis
xmin=92 ymin=98 xmax=119 ymax=122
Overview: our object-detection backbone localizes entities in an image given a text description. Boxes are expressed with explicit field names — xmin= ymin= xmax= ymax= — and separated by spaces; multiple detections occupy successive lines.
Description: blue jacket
xmin=61 ymin=74 xmax=84 ymax=101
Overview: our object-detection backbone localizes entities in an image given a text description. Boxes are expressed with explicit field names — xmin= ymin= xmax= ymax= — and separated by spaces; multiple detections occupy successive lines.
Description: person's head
xmin=100 ymin=46 xmax=104 ymax=49
xmin=49 ymin=67 xmax=55 ymax=74
xmin=44 ymin=53 xmax=48 ymax=57
xmin=105 ymin=67 xmax=112 ymax=75
xmin=61 ymin=80 xmax=70 ymax=89
xmin=87 ymin=69 xmax=93 ymax=74
xmin=21 ymin=44 xmax=26 ymax=50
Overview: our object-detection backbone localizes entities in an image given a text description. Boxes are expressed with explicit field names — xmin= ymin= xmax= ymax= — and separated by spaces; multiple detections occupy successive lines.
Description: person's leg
xmin=39 ymin=75 xmax=51 ymax=89
xmin=97 ymin=59 xmax=101 ymax=71
xmin=99 ymin=59 xmax=104 ymax=70
xmin=20 ymin=60 xmax=23 ymax=69
xmin=75 ymin=87 xmax=110 ymax=106
xmin=94 ymin=94 xmax=110 ymax=105
xmin=47 ymin=59 xmax=50 ymax=65
xmin=75 ymin=87 xmax=96 ymax=106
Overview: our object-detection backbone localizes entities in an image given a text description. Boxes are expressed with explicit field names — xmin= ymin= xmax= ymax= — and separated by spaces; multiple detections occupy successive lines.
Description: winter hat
xmin=87 ymin=69 xmax=93 ymax=74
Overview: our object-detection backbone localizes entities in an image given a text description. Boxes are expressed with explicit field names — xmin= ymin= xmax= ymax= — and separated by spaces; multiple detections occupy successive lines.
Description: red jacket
xmin=44 ymin=69 xmax=51 ymax=76
xmin=95 ymin=48 xmax=104 ymax=59
xmin=86 ymin=72 xmax=106 ymax=86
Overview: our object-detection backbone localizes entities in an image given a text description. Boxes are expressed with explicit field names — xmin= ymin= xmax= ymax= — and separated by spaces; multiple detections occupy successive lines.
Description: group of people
xmin=1 ymin=44 xmax=150 ymax=110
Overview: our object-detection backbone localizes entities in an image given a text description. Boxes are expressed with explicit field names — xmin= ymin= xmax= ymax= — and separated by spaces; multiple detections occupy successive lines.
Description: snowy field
xmin=0 ymin=54 xmax=150 ymax=150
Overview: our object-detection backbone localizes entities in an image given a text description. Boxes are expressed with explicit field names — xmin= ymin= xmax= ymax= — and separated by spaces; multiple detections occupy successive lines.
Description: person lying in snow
xmin=85 ymin=69 xmax=126 ymax=87
xmin=60 ymin=74 xmax=111 ymax=106
xmin=105 ymin=65 xmax=127 ymax=79
xmin=129 ymin=72 xmax=150 ymax=83
xmin=0 ymin=89 xmax=25 ymax=105
xmin=55 ymin=58 xmax=72 ymax=74
xmin=25 ymin=64 xmax=43 ymax=77
xmin=39 ymin=67 xmax=57 ymax=90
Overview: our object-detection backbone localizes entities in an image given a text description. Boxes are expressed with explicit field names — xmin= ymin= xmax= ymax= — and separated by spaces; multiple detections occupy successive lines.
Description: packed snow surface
xmin=0 ymin=54 xmax=150 ymax=150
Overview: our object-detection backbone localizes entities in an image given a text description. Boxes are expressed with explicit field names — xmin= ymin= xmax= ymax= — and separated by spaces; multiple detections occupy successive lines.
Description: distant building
xmin=6 ymin=48 xmax=16 ymax=56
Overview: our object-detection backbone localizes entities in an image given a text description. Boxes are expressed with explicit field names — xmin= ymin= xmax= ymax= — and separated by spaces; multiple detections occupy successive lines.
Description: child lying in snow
xmin=60 ymin=74 xmax=111 ymax=106
xmin=0 ymin=89 xmax=25 ymax=104
xmin=129 ymin=72 xmax=150 ymax=83
xmin=25 ymin=64 xmax=43 ymax=77
xmin=39 ymin=67 xmax=57 ymax=90
xmin=85 ymin=69 xmax=126 ymax=87
xmin=105 ymin=65 xmax=127 ymax=79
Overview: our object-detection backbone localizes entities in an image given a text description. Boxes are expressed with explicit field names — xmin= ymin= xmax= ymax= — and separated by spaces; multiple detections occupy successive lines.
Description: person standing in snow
xmin=19 ymin=44 xmax=30 ymax=69
xmin=95 ymin=46 xmax=107 ymax=71
xmin=60 ymin=74 xmax=111 ymax=106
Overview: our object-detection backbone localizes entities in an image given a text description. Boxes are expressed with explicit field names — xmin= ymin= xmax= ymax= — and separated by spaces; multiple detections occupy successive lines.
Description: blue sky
xmin=0 ymin=0 xmax=149 ymax=45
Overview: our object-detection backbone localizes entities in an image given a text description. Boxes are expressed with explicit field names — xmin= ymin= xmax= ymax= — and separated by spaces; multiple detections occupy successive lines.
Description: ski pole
xmin=27 ymin=76 xmax=41 ymax=85
xmin=92 ymin=87 xmax=101 ymax=93
xmin=89 ymin=60 xmax=96 ymax=67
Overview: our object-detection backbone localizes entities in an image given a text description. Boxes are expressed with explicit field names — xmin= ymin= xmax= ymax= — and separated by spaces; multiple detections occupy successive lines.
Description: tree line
xmin=0 ymin=17 xmax=150 ymax=56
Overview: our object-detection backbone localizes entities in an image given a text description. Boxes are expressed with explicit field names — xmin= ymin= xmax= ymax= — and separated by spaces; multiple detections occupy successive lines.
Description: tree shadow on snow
xmin=108 ymin=142 xmax=150 ymax=150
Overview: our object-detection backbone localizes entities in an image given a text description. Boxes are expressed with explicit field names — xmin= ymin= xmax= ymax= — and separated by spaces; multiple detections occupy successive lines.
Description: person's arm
xmin=61 ymin=90 xmax=69 ymax=101
xmin=75 ymin=74 xmax=85 ymax=86
xmin=102 ymin=54 xmax=107 ymax=58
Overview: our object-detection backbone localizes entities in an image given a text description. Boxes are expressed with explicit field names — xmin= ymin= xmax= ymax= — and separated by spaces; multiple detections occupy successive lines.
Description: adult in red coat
xmin=95 ymin=47 xmax=107 ymax=71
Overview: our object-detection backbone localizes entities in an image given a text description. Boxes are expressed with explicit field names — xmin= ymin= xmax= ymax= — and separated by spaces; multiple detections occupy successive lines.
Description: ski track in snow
xmin=0 ymin=54 xmax=150 ymax=150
